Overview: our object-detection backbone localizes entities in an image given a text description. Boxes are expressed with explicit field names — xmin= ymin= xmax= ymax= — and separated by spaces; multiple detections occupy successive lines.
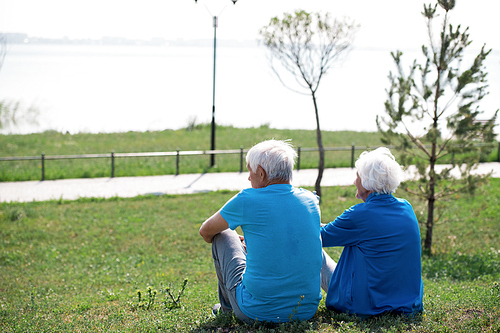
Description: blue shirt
xmin=220 ymin=184 xmax=323 ymax=322
xmin=321 ymin=193 xmax=424 ymax=317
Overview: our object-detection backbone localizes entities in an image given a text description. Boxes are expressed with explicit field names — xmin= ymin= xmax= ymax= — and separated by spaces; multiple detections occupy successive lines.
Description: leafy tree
xmin=377 ymin=0 xmax=498 ymax=252
xmin=259 ymin=10 xmax=359 ymax=197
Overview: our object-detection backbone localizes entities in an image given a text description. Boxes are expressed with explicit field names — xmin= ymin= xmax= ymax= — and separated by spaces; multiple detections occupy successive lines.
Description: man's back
xmin=221 ymin=184 xmax=322 ymax=322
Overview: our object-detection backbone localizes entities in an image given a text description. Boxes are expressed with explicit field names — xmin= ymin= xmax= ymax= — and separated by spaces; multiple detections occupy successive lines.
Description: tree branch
xmin=402 ymin=120 xmax=432 ymax=158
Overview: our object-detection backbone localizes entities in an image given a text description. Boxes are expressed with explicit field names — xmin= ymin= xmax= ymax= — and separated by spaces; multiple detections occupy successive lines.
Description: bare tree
xmin=0 ymin=34 xmax=6 ymax=74
xmin=259 ymin=10 xmax=359 ymax=198
xmin=0 ymin=34 xmax=39 ymax=130
xmin=0 ymin=34 xmax=9 ymax=129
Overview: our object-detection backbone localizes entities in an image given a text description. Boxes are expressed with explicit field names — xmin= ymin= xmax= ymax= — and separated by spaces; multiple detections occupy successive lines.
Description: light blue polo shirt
xmin=220 ymin=184 xmax=322 ymax=322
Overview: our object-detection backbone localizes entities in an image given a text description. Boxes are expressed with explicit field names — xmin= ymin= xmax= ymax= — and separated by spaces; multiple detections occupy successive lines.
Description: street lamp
xmin=195 ymin=0 xmax=238 ymax=167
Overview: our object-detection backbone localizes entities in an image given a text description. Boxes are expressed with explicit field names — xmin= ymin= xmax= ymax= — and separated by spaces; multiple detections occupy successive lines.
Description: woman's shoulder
xmin=343 ymin=201 xmax=369 ymax=216
xmin=393 ymin=196 xmax=414 ymax=208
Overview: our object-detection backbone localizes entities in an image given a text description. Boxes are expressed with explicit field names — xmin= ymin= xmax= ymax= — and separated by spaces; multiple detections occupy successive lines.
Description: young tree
xmin=259 ymin=10 xmax=358 ymax=198
xmin=377 ymin=0 xmax=498 ymax=252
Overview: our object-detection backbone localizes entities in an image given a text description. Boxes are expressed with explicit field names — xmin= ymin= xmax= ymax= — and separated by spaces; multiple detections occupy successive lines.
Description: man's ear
xmin=257 ymin=165 xmax=267 ymax=181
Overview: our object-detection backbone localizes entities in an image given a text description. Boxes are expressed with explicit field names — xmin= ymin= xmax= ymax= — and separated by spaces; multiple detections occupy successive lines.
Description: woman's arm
xmin=321 ymin=208 xmax=360 ymax=248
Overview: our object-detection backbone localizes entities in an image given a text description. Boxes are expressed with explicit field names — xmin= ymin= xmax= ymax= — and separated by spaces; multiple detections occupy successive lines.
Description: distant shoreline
xmin=1 ymin=32 xmax=259 ymax=48
xmin=4 ymin=32 xmax=494 ymax=55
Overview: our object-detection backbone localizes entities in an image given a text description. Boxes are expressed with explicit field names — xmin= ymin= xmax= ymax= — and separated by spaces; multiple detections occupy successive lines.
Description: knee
xmin=211 ymin=229 xmax=234 ymax=259
xmin=212 ymin=229 xmax=235 ymax=245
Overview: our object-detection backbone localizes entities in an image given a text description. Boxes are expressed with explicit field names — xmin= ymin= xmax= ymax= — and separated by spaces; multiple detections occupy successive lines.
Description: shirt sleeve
xmin=220 ymin=193 xmax=243 ymax=230
xmin=320 ymin=205 xmax=361 ymax=247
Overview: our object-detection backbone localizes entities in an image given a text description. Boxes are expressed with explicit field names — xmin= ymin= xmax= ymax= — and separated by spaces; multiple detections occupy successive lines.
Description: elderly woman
xmin=321 ymin=147 xmax=424 ymax=318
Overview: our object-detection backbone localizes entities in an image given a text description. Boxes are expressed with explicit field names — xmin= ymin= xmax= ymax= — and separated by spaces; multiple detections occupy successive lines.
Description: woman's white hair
xmin=355 ymin=147 xmax=404 ymax=194
xmin=246 ymin=139 xmax=297 ymax=182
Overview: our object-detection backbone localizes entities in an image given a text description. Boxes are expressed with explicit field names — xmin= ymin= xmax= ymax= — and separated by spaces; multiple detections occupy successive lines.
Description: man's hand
xmin=199 ymin=211 xmax=229 ymax=243
xmin=239 ymin=235 xmax=247 ymax=253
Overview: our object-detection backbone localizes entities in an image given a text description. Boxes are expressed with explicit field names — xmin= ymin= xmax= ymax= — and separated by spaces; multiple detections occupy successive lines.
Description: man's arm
xmin=199 ymin=211 xmax=229 ymax=243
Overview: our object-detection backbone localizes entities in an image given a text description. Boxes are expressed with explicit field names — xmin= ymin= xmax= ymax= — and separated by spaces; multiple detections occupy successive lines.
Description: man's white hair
xmin=246 ymin=139 xmax=297 ymax=182
xmin=355 ymin=147 xmax=404 ymax=194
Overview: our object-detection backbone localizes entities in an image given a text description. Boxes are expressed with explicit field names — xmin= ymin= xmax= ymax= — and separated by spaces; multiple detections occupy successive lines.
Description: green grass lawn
xmin=1 ymin=179 xmax=499 ymax=332
xmin=2 ymin=126 xmax=498 ymax=182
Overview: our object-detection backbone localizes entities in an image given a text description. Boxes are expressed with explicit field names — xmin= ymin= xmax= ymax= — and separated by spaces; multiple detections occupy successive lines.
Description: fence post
xmin=41 ymin=152 xmax=45 ymax=181
xmin=111 ymin=150 xmax=115 ymax=178
xmin=240 ymin=146 xmax=244 ymax=173
xmin=351 ymin=143 xmax=355 ymax=169
xmin=176 ymin=148 xmax=180 ymax=175
xmin=297 ymin=146 xmax=301 ymax=171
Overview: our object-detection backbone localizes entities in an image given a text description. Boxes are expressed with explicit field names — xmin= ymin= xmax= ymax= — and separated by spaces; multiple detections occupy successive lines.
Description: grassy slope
xmin=2 ymin=126 xmax=498 ymax=182
xmin=0 ymin=126 xmax=383 ymax=181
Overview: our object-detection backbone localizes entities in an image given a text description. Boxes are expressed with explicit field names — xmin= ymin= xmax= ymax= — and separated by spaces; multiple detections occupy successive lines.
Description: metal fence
xmin=1 ymin=142 xmax=499 ymax=181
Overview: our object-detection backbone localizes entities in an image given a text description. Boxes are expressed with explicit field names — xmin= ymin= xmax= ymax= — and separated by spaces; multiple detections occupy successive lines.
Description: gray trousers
xmin=211 ymin=229 xmax=252 ymax=323
xmin=211 ymin=229 xmax=337 ymax=322
xmin=321 ymin=249 xmax=337 ymax=292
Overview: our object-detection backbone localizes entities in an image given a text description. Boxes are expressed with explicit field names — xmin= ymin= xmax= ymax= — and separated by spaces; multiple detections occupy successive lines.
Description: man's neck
xmin=262 ymin=179 xmax=290 ymax=187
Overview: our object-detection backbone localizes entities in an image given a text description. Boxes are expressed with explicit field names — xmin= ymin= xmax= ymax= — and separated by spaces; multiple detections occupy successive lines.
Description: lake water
xmin=0 ymin=43 xmax=498 ymax=135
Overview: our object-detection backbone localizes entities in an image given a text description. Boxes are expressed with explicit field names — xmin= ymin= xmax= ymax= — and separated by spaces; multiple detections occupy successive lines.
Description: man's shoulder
xmin=292 ymin=187 xmax=320 ymax=203
xmin=238 ymin=185 xmax=318 ymax=205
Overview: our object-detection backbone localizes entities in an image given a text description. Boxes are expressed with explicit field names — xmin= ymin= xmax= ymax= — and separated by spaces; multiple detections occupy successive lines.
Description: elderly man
xmin=199 ymin=139 xmax=322 ymax=323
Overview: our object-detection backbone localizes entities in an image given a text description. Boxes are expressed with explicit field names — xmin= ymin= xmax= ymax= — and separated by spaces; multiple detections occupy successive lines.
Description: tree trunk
xmin=312 ymin=91 xmax=324 ymax=198
xmin=424 ymin=193 xmax=435 ymax=252
xmin=424 ymin=140 xmax=437 ymax=252
xmin=424 ymin=129 xmax=439 ymax=254
xmin=424 ymin=85 xmax=439 ymax=252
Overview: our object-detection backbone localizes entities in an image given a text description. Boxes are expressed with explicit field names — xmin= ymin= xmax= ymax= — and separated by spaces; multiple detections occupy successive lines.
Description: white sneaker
xmin=212 ymin=303 xmax=221 ymax=316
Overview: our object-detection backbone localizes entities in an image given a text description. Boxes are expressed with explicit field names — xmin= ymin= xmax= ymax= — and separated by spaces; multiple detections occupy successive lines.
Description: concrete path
xmin=1 ymin=163 xmax=499 ymax=203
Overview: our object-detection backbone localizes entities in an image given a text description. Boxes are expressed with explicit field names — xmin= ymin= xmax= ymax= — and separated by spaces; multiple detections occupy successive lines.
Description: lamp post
xmin=195 ymin=0 xmax=237 ymax=167
xmin=210 ymin=15 xmax=217 ymax=167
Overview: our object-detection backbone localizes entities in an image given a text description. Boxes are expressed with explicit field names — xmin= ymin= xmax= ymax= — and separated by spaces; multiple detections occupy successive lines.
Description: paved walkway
xmin=1 ymin=163 xmax=499 ymax=203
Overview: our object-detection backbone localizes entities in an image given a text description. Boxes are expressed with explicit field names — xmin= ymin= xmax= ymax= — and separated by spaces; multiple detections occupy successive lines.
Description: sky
xmin=0 ymin=0 xmax=498 ymax=135
xmin=1 ymin=0 xmax=499 ymax=51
